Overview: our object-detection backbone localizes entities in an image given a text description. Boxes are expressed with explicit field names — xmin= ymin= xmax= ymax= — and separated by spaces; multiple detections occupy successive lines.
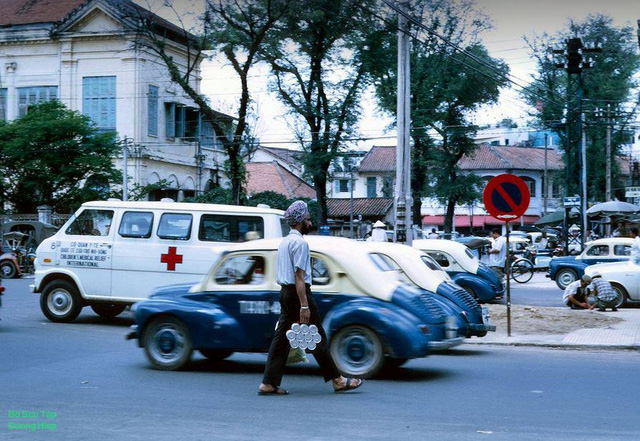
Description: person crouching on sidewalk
xmin=563 ymin=275 xmax=592 ymax=309
xmin=588 ymin=272 xmax=620 ymax=312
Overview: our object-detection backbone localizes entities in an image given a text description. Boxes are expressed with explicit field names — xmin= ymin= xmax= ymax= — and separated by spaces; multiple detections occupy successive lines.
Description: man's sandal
xmin=334 ymin=378 xmax=364 ymax=394
xmin=258 ymin=386 xmax=289 ymax=396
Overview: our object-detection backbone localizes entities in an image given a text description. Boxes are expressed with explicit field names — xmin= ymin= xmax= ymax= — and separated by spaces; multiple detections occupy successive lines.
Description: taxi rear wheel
xmin=330 ymin=325 xmax=384 ymax=379
xmin=40 ymin=280 xmax=83 ymax=323
xmin=199 ymin=349 xmax=233 ymax=361
xmin=143 ymin=316 xmax=193 ymax=370
xmin=91 ymin=303 xmax=127 ymax=319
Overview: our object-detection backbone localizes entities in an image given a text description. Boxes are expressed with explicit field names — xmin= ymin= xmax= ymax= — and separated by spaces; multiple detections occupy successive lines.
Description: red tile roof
xmin=260 ymin=146 xmax=302 ymax=166
xmin=358 ymin=146 xmax=396 ymax=172
xmin=459 ymin=144 xmax=563 ymax=171
xmin=0 ymin=0 xmax=86 ymax=26
xmin=245 ymin=162 xmax=316 ymax=199
xmin=327 ymin=198 xmax=394 ymax=218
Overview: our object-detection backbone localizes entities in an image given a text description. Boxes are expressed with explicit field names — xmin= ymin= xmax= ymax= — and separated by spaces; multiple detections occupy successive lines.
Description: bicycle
xmin=510 ymin=257 xmax=534 ymax=283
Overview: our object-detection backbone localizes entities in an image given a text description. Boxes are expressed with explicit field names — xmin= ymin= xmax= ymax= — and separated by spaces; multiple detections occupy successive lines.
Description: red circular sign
xmin=483 ymin=174 xmax=531 ymax=222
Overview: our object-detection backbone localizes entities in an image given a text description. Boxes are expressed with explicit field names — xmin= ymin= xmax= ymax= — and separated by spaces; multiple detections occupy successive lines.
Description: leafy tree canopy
xmin=0 ymin=101 xmax=121 ymax=213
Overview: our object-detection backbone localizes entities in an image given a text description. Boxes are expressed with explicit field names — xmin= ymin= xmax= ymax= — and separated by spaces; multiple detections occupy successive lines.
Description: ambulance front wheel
xmin=40 ymin=280 xmax=83 ymax=323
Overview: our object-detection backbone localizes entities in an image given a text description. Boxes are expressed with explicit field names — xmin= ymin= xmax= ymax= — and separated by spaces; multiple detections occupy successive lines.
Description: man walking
xmin=258 ymin=201 xmax=364 ymax=395
xmin=630 ymin=227 xmax=640 ymax=265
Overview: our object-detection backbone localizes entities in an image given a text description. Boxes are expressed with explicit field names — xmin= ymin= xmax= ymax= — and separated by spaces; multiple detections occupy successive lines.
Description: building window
xmin=334 ymin=179 xmax=353 ymax=193
xmin=367 ymin=177 xmax=377 ymax=198
xmin=164 ymin=103 xmax=195 ymax=139
xmin=382 ymin=176 xmax=394 ymax=198
xmin=82 ymin=77 xmax=116 ymax=131
xmin=17 ymin=86 xmax=58 ymax=117
xmin=148 ymin=85 xmax=159 ymax=136
xmin=0 ymin=88 xmax=6 ymax=121
xmin=521 ymin=176 xmax=536 ymax=197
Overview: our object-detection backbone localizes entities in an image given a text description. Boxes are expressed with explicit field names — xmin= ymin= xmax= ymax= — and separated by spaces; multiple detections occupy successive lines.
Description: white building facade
xmin=0 ymin=0 xmax=229 ymax=202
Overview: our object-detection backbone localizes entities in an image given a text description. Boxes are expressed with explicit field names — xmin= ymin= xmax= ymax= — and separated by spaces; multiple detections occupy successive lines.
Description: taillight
xmin=419 ymin=325 xmax=430 ymax=334
xmin=0 ymin=286 xmax=5 ymax=293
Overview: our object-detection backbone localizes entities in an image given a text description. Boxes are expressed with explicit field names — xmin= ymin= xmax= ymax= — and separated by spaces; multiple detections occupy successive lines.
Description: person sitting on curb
xmin=588 ymin=271 xmax=619 ymax=312
xmin=563 ymin=275 xmax=592 ymax=309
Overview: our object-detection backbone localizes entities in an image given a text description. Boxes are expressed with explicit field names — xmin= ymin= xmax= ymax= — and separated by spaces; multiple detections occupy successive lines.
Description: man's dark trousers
xmin=262 ymin=284 xmax=341 ymax=387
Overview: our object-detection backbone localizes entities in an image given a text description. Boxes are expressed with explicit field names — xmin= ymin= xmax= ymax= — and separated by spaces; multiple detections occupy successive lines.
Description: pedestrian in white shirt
xmin=488 ymin=228 xmax=507 ymax=277
xmin=367 ymin=220 xmax=387 ymax=242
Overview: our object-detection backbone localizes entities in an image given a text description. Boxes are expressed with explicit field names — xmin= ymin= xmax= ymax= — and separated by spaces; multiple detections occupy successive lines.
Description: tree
xmin=0 ymin=101 xmax=121 ymax=213
xmin=371 ymin=0 xmax=508 ymax=231
xmin=246 ymin=190 xmax=290 ymax=210
xmin=129 ymin=0 xmax=291 ymax=205
xmin=261 ymin=0 xmax=383 ymax=225
xmin=524 ymin=14 xmax=640 ymax=201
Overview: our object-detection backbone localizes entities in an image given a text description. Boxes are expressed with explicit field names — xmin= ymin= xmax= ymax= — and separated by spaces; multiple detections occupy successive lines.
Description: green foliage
xmin=246 ymin=191 xmax=290 ymax=210
xmin=187 ymin=187 xmax=238 ymax=205
xmin=123 ymin=179 xmax=172 ymax=202
xmin=524 ymin=14 xmax=640 ymax=200
xmin=261 ymin=0 xmax=384 ymax=224
xmin=0 ymin=101 xmax=121 ymax=213
xmin=371 ymin=0 xmax=507 ymax=230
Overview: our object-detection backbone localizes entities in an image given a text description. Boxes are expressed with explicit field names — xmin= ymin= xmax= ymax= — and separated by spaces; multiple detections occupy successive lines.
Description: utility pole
xmin=553 ymin=37 xmax=601 ymax=250
xmin=122 ymin=136 xmax=130 ymax=201
xmin=606 ymin=103 xmax=612 ymax=202
xmin=543 ymin=133 xmax=548 ymax=215
xmin=394 ymin=0 xmax=412 ymax=245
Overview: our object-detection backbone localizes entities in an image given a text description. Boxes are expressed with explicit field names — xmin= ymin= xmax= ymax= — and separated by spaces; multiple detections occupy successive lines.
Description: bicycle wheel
xmin=511 ymin=258 xmax=534 ymax=283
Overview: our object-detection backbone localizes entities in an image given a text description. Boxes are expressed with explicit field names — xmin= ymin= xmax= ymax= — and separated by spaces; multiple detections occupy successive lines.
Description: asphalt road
xmin=507 ymin=272 xmax=565 ymax=307
xmin=1 ymin=277 xmax=639 ymax=440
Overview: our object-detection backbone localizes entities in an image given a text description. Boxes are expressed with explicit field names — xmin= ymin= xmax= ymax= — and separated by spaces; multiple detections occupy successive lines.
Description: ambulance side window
xmin=118 ymin=211 xmax=154 ymax=239
xmin=66 ymin=209 xmax=114 ymax=236
xmin=157 ymin=213 xmax=192 ymax=240
xmin=199 ymin=215 xmax=264 ymax=242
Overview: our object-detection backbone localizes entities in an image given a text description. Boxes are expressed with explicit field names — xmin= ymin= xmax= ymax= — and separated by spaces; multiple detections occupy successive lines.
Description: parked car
xmin=548 ymin=238 xmax=633 ymax=290
xmin=584 ymin=262 xmax=640 ymax=308
xmin=33 ymin=200 xmax=287 ymax=322
xmin=412 ymin=239 xmax=505 ymax=303
xmin=127 ymin=237 xmax=464 ymax=378
xmin=364 ymin=241 xmax=495 ymax=337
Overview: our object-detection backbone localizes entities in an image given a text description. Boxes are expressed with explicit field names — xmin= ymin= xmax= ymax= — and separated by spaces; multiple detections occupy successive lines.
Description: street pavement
xmin=473 ymin=272 xmax=640 ymax=350
xmin=1 ymin=277 xmax=640 ymax=440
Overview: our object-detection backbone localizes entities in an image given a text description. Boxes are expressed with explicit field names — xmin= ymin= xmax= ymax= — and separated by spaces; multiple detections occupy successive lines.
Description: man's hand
xmin=300 ymin=308 xmax=310 ymax=324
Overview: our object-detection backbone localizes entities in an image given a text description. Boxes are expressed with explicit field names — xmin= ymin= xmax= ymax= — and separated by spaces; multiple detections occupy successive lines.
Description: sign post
xmin=482 ymin=174 xmax=531 ymax=337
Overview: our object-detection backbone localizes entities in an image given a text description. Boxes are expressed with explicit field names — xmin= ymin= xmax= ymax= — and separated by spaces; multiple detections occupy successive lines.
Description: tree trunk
xmin=412 ymin=190 xmax=423 ymax=227
xmin=444 ymin=198 xmax=456 ymax=233
xmin=313 ymin=173 xmax=328 ymax=226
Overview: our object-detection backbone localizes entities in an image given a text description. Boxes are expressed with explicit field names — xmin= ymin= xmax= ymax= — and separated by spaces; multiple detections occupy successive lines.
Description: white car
xmin=584 ymin=261 xmax=640 ymax=308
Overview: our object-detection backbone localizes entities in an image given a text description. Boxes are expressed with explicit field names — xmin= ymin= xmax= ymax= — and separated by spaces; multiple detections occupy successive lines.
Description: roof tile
xmin=327 ymin=198 xmax=393 ymax=217
xmin=245 ymin=162 xmax=315 ymax=199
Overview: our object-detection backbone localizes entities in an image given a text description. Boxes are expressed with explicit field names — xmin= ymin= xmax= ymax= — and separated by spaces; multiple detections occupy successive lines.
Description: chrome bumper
xmin=428 ymin=337 xmax=464 ymax=350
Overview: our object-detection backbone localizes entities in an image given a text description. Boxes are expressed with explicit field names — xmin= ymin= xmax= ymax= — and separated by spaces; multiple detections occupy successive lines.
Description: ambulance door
xmin=59 ymin=208 xmax=114 ymax=297
xmin=111 ymin=210 xmax=160 ymax=301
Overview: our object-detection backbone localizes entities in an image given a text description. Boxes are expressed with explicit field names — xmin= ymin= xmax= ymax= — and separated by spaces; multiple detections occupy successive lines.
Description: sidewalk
xmin=466 ymin=308 xmax=640 ymax=350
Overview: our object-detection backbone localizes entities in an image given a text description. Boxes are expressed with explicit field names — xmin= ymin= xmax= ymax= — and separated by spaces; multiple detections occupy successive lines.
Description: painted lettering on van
xmin=60 ymin=241 xmax=110 ymax=268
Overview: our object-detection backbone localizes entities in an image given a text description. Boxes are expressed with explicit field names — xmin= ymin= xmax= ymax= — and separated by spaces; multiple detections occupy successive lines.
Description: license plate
xmin=481 ymin=306 xmax=491 ymax=325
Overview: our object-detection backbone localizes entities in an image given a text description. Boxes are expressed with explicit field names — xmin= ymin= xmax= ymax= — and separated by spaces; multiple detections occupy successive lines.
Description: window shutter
xmin=148 ymin=86 xmax=158 ymax=136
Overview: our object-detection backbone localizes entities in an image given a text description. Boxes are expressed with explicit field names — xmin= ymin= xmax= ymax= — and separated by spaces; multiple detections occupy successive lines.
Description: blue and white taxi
xmin=548 ymin=238 xmax=633 ymax=290
xmin=413 ymin=239 xmax=505 ymax=303
xmin=364 ymin=242 xmax=495 ymax=337
xmin=127 ymin=237 xmax=464 ymax=378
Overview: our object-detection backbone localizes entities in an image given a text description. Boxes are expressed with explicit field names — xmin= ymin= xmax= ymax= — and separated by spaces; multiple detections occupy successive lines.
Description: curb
xmin=464 ymin=340 xmax=640 ymax=351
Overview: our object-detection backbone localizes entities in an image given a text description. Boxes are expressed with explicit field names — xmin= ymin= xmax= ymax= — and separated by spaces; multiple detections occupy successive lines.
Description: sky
xmin=194 ymin=0 xmax=640 ymax=150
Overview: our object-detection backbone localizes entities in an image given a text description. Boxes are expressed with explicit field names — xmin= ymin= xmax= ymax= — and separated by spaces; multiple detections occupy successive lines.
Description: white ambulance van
xmin=32 ymin=200 xmax=288 ymax=322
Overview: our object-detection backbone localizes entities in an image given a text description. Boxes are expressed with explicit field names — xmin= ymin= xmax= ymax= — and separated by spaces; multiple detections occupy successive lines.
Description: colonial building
xmin=0 ymin=0 xmax=230 ymax=202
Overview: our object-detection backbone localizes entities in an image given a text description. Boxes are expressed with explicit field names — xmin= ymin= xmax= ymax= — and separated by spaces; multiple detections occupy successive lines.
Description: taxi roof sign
xmin=483 ymin=174 xmax=530 ymax=222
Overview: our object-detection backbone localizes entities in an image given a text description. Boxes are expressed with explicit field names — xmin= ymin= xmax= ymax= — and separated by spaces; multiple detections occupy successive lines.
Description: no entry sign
xmin=483 ymin=174 xmax=531 ymax=222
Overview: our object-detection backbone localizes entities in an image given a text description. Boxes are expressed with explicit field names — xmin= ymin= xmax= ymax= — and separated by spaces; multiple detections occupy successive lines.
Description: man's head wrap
xmin=284 ymin=200 xmax=309 ymax=226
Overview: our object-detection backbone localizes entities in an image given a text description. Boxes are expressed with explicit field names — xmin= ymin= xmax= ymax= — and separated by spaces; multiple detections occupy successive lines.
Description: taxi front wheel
xmin=330 ymin=325 xmax=384 ymax=379
xmin=40 ymin=280 xmax=83 ymax=323
xmin=143 ymin=317 xmax=193 ymax=370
